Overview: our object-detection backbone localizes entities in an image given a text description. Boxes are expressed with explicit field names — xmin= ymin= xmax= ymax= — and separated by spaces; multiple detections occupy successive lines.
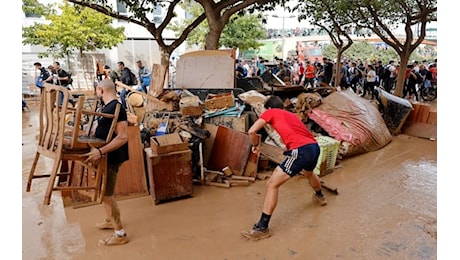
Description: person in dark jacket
xmin=33 ymin=62 xmax=50 ymax=94
xmin=117 ymin=61 xmax=136 ymax=110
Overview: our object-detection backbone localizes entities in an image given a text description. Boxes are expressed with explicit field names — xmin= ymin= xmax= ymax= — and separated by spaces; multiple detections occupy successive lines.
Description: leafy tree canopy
xmin=219 ymin=12 xmax=267 ymax=51
xmin=23 ymin=0 xmax=53 ymax=17
xmin=169 ymin=2 xmax=266 ymax=51
xmin=22 ymin=2 xmax=126 ymax=59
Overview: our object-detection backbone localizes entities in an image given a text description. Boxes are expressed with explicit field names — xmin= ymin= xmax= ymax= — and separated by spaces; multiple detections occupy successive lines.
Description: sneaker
xmin=98 ymin=233 xmax=129 ymax=247
xmin=95 ymin=219 xmax=114 ymax=230
xmin=312 ymin=193 xmax=328 ymax=206
xmin=241 ymin=225 xmax=271 ymax=241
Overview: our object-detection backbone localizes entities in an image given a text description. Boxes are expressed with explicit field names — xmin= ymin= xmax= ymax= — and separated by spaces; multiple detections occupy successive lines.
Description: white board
xmin=175 ymin=50 xmax=235 ymax=89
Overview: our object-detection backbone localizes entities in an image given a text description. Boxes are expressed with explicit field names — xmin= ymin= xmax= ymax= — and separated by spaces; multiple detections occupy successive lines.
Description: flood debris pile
xmin=308 ymin=89 xmax=393 ymax=159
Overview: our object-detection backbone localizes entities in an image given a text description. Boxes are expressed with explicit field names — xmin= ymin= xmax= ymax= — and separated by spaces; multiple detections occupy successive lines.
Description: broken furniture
xmin=145 ymin=146 xmax=193 ymax=205
xmin=26 ymin=83 xmax=120 ymax=206
xmin=402 ymin=102 xmax=437 ymax=139
xmin=111 ymin=124 xmax=149 ymax=199
xmin=206 ymin=125 xmax=252 ymax=176
xmin=374 ymin=88 xmax=413 ymax=135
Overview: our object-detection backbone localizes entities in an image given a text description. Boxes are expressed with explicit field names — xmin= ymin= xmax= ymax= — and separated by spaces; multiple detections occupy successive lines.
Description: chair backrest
xmin=66 ymin=95 xmax=121 ymax=150
xmin=38 ymin=83 xmax=72 ymax=156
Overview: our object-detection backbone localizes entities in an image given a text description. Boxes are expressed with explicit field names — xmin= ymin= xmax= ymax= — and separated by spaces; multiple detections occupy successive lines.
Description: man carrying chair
xmin=84 ymin=79 xmax=130 ymax=246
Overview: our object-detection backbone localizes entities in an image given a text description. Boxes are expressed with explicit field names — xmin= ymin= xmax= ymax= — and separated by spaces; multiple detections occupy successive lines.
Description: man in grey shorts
xmin=241 ymin=95 xmax=327 ymax=241
xmin=85 ymin=79 xmax=130 ymax=246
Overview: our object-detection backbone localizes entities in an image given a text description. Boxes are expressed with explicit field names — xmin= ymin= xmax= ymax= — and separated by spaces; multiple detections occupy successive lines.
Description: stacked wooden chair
xmin=26 ymin=83 xmax=120 ymax=206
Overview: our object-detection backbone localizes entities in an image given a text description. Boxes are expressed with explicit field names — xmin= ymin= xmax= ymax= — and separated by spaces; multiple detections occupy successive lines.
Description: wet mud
xmin=22 ymin=100 xmax=437 ymax=259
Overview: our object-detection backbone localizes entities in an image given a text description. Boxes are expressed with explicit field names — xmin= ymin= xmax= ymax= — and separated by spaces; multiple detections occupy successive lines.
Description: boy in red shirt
xmin=304 ymin=60 xmax=316 ymax=88
xmin=241 ymin=95 xmax=327 ymax=241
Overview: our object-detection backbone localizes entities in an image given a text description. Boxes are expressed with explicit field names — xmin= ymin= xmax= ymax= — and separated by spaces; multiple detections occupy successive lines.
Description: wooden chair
xmin=26 ymin=83 xmax=121 ymax=206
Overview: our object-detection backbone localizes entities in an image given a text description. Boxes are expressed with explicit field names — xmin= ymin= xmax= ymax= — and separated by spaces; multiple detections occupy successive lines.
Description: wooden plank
xmin=260 ymin=142 xmax=285 ymax=164
xmin=427 ymin=112 xmax=437 ymax=125
xmin=243 ymin=134 xmax=261 ymax=177
xmin=227 ymin=179 xmax=250 ymax=187
xmin=232 ymin=175 xmax=256 ymax=182
xmin=115 ymin=125 xmax=149 ymax=197
xmin=149 ymin=63 xmax=168 ymax=97
xmin=417 ymin=104 xmax=431 ymax=123
xmin=409 ymin=103 xmax=431 ymax=124
xmin=402 ymin=122 xmax=437 ymax=139
xmin=204 ymin=113 xmax=248 ymax=132
xmin=207 ymin=125 xmax=251 ymax=176
xmin=203 ymin=123 xmax=218 ymax=167
xmin=206 ymin=181 xmax=231 ymax=188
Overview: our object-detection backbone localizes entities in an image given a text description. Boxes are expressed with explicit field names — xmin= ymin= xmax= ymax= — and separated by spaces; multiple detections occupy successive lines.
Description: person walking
xmin=383 ymin=60 xmax=397 ymax=93
xmin=103 ymin=65 xmax=120 ymax=83
xmin=241 ymin=95 xmax=327 ymax=241
xmin=53 ymin=61 xmax=70 ymax=87
xmin=362 ymin=64 xmax=377 ymax=99
xmin=44 ymin=65 xmax=55 ymax=84
xmin=33 ymin=62 xmax=50 ymax=94
xmin=84 ymin=78 xmax=130 ymax=247
xmin=303 ymin=60 xmax=316 ymax=88
xmin=322 ymin=57 xmax=333 ymax=87
xmin=117 ymin=61 xmax=136 ymax=110
xmin=52 ymin=61 xmax=72 ymax=105
xmin=404 ymin=64 xmax=418 ymax=101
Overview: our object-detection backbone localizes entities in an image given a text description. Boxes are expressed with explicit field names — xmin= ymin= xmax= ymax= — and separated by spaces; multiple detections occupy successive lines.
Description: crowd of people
xmin=235 ymin=56 xmax=437 ymax=101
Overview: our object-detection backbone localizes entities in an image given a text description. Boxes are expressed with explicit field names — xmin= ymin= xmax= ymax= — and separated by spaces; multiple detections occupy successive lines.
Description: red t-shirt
xmin=305 ymin=64 xmax=316 ymax=79
xmin=260 ymin=108 xmax=317 ymax=150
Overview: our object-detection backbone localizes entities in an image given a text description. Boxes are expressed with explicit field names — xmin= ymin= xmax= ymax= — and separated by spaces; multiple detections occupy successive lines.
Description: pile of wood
xmin=204 ymin=167 xmax=271 ymax=188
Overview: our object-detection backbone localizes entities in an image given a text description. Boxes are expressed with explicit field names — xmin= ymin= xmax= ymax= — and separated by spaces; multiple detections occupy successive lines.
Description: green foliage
xmin=22 ymin=2 xmax=126 ymax=59
xmin=219 ymin=13 xmax=267 ymax=51
xmin=322 ymin=41 xmax=398 ymax=63
xmin=168 ymin=2 xmax=207 ymax=48
xmin=322 ymin=41 xmax=435 ymax=64
xmin=168 ymin=2 xmax=266 ymax=50
xmin=22 ymin=0 xmax=53 ymax=17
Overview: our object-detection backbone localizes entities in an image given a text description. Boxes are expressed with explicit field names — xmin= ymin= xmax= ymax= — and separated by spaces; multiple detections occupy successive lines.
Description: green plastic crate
xmin=314 ymin=136 xmax=340 ymax=176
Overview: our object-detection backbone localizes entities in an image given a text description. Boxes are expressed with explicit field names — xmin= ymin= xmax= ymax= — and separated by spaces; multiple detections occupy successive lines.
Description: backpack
xmin=383 ymin=65 xmax=391 ymax=80
xmin=68 ymin=73 xmax=73 ymax=85
xmin=128 ymin=69 xmax=138 ymax=85
xmin=356 ymin=68 xmax=363 ymax=78
xmin=242 ymin=67 xmax=248 ymax=77
xmin=415 ymin=71 xmax=424 ymax=84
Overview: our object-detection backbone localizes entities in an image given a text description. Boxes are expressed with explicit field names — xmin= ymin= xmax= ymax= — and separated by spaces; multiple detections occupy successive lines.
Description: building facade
xmin=22 ymin=0 xmax=188 ymax=91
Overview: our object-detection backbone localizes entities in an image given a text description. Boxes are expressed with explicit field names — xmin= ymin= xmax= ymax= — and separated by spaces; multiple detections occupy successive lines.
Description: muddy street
xmin=22 ymin=99 xmax=437 ymax=260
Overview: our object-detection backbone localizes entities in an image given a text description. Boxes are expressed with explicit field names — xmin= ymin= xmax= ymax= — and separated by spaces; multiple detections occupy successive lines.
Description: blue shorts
xmin=279 ymin=143 xmax=320 ymax=177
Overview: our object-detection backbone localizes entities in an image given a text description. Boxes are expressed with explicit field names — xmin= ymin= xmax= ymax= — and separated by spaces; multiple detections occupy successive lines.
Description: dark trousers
xmin=363 ymin=81 xmax=376 ymax=99
xmin=384 ymin=77 xmax=395 ymax=93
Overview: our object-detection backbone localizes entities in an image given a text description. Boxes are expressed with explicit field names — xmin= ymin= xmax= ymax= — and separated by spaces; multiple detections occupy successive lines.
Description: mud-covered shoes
xmin=241 ymin=224 xmax=272 ymax=241
xmin=98 ymin=233 xmax=129 ymax=247
xmin=312 ymin=193 xmax=327 ymax=206
xmin=95 ymin=219 xmax=114 ymax=229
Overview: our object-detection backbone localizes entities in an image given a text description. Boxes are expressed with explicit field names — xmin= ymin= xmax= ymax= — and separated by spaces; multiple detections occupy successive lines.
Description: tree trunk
xmin=333 ymin=49 xmax=345 ymax=88
xmin=392 ymin=53 xmax=410 ymax=97
xmin=205 ymin=26 xmax=224 ymax=50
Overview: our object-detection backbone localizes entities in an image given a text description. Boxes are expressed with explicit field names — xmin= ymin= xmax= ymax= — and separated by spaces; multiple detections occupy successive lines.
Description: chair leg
xmin=43 ymin=158 xmax=62 ymax=205
xmin=26 ymin=152 xmax=41 ymax=192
